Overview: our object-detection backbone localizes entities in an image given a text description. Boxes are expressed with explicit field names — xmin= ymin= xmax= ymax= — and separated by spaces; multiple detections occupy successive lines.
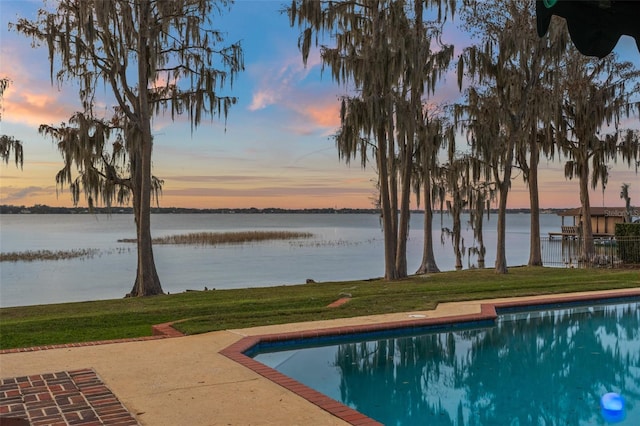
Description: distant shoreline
xmin=1 ymin=204 xmax=563 ymax=215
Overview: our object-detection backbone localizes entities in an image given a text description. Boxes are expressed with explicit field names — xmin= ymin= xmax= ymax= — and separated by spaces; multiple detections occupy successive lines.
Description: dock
xmin=549 ymin=225 xmax=579 ymax=239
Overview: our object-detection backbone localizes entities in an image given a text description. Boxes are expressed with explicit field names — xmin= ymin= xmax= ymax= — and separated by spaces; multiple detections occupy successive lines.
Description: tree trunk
xmin=495 ymin=180 xmax=509 ymax=274
xmin=396 ymin=132 xmax=412 ymax=278
xmin=495 ymin=130 xmax=515 ymax=274
xmin=578 ymin=161 xmax=595 ymax=261
xmin=130 ymin=173 xmax=163 ymax=296
xmin=416 ymin=176 xmax=440 ymax=274
xmin=474 ymin=207 xmax=486 ymax=269
xmin=527 ymin=140 xmax=542 ymax=266
xmin=387 ymin=109 xmax=398 ymax=260
xmin=452 ymin=200 xmax=463 ymax=270
xmin=129 ymin=0 xmax=163 ymax=297
xmin=377 ymin=126 xmax=398 ymax=280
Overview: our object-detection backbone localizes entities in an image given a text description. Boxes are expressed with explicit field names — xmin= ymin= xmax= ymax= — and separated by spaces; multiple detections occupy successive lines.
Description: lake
xmin=0 ymin=213 xmax=561 ymax=307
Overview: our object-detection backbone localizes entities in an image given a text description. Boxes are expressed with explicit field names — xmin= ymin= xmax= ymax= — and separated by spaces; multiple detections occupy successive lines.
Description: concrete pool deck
xmin=2 ymin=288 xmax=639 ymax=425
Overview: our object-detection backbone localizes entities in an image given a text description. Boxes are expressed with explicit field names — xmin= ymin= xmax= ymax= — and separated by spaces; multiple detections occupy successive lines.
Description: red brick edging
xmin=326 ymin=297 xmax=351 ymax=308
xmin=151 ymin=322 xmax=185 ymax=338
xmin=220 ymin=289 xmax=640 ymax=426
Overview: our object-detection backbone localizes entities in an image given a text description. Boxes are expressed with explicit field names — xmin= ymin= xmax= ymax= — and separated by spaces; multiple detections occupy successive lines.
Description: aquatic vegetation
xmin=118 ymin=231 xmax=314 ymax=246
xmin=0 ymin=248 xmax=100 ymax=262
xmin=290 ymin=238 xmax=380 ymax=248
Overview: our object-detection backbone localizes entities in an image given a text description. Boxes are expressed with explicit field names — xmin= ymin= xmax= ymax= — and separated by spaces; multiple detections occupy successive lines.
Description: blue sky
xmin=1 ymin=0 xmax=638 ymax=209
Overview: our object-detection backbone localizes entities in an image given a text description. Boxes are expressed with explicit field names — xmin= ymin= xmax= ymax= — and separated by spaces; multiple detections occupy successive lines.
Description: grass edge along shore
xmin=1 ymin=267 xmax=639 ymax=350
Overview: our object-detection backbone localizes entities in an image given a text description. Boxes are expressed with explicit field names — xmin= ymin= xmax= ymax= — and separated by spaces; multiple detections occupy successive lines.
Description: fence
xmin=541 ymin=236 xmax=640 ymax=268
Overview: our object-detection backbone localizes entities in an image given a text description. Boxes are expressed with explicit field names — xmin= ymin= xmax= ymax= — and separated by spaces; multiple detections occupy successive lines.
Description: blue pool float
xmin=601 ymin=393 xmax=625 ymax=423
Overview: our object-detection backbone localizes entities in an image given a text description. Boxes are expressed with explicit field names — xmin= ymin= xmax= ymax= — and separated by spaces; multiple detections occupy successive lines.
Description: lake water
xmin=0 ymin=213 xmax=561 ymax=307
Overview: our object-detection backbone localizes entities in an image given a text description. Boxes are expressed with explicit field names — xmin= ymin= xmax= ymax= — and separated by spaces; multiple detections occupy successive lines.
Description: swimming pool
xmin=243 ymin=296 xmax=639 ymax=425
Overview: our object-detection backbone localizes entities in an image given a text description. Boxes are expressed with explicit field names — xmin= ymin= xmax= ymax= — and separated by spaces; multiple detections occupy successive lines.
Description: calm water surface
xmin=0 ymin=213 xmax=561 ymax=307
xmin=254 ymin=300 xmax=640 ymax=426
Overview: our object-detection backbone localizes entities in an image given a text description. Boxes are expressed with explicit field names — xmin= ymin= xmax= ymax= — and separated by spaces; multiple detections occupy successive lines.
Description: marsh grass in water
xmin=290 ymin=238 xmax=379 ymax=248
xmin=118 ymin=230 xmax=314 ymax=245
xmin=0 ymin=248 xmax=100 ymax=262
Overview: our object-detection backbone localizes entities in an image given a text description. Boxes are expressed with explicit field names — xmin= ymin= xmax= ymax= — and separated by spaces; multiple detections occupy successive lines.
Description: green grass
xmin=1 ymin=267 xmax=638 ymax=350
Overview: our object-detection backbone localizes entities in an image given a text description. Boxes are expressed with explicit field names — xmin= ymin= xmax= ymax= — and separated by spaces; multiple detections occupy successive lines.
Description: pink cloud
xmin=1 ymin=33 xmax=82 ymax=126
xmin=247 ymin=48 xmax=339 ymax=127
xmin=247 ymin=51 xmax=311 ymax=111
xmin=248 ymin=90 xmax=279 ymax=111
xmin=3 ymin=89 xmax=78 ymax=127
xmin=302 ymin=103 xmax=341 ymax=129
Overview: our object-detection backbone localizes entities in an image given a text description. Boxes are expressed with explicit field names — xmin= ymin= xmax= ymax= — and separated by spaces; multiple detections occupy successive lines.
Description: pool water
xmin=253 ymin=301 xmax=640 ymax=425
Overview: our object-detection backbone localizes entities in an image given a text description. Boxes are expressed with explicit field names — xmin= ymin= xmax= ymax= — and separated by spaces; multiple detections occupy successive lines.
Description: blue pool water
xmin=252 ymin=300 xmax=640 ymax=425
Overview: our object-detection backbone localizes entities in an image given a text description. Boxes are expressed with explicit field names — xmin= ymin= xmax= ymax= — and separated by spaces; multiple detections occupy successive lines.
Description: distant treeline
xmin=0 ymin=204 xmax=561 ymax=215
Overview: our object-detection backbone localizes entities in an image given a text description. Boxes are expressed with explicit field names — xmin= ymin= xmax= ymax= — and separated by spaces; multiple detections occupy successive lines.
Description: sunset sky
xmin=1 ymin=0 xmax=639 ymax=210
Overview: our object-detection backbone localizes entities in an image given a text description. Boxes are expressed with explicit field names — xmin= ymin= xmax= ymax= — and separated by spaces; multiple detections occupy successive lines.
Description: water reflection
xmin=258 ymin=302 xmax=639 ymax=426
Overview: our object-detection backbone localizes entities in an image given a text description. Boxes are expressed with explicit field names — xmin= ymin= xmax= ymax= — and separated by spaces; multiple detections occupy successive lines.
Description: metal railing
xmin=541 ymin=236 xmax=640 ymax=268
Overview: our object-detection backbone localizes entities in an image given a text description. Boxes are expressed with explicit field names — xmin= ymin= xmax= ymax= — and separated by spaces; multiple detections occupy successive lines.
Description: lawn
xmin=1 ymin=267 xmax=638 ymax=350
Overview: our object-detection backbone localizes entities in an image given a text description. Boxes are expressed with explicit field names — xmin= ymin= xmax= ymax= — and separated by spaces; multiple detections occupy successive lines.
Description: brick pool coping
xmin=219 ymin=289 xmax=640 ymax=426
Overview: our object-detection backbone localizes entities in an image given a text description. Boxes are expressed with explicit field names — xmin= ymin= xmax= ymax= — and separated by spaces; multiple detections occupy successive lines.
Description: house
xmin=552 ymin=207 xmax=640 ymax=238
